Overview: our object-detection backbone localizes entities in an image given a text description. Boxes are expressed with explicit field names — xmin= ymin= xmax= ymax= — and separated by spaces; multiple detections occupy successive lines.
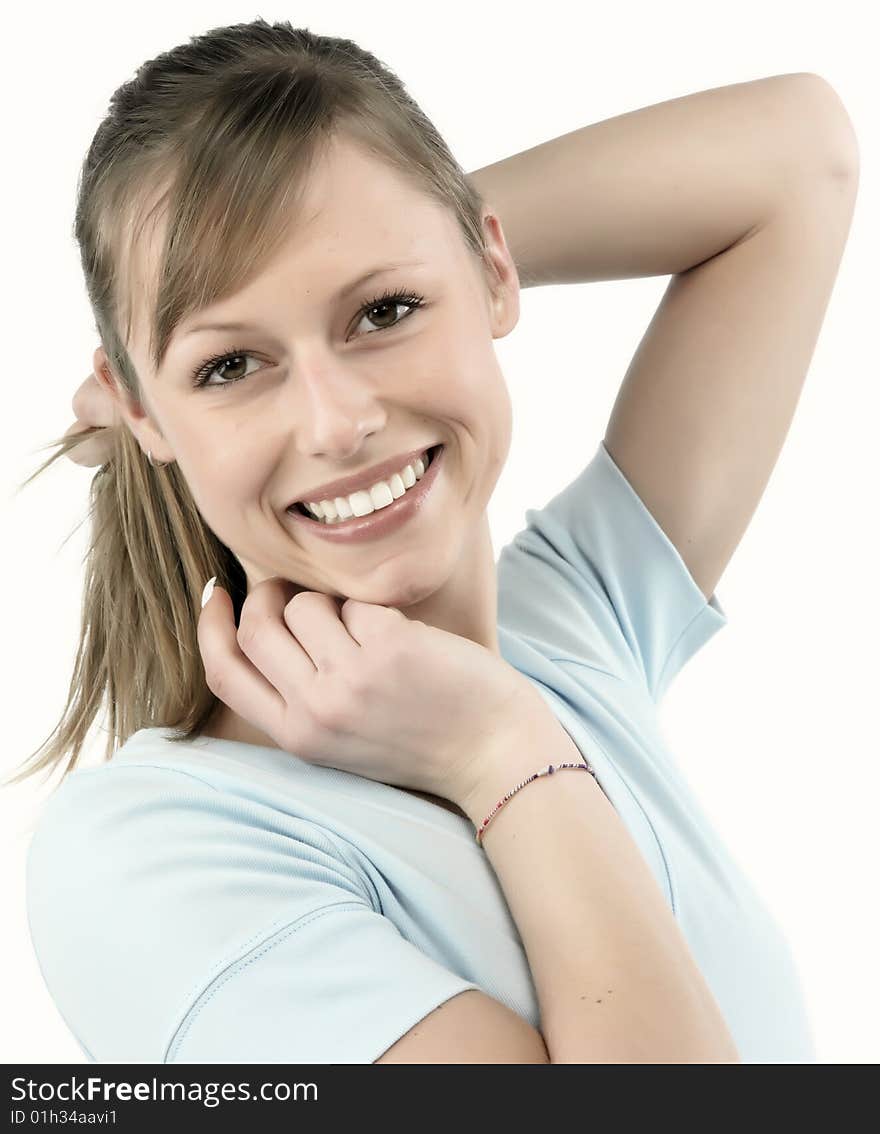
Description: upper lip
xmin=288 ymin=444 xmax=438 ymax=507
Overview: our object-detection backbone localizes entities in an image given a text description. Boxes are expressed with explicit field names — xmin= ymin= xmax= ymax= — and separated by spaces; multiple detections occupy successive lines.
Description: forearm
xmin=467 ymin=72 xmax=858 ymax=287
xmin=456 ymin=708 xmax=740 ymax=1063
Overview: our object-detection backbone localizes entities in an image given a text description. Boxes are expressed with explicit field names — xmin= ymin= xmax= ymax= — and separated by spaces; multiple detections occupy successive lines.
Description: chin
xmin=341 ymin=567 xmax=445 ymax=611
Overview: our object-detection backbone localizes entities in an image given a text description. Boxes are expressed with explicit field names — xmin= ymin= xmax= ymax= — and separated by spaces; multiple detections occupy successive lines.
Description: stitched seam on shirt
xmin=110 ymin=761 xmax=381 ymax=1014
xmin=164 ymin=901 xmax=366 ymax=1063
xmin=654 ymin=604 xmax=711 ymax=703
xmin=109 ymin=762 xmax=378 ymax=910
xmin=508 ymin=522 xmax=628 ymax=671
xmin=591 ymin=730 xmax=679 ymax=918
xmin=546 ymin=656 xmax=627 ymax=683
xmin=106 ymin=763 xmax=222 ymax=792
xmin=117 ymin=736 xmax=681 ymax=914
xmin=540 ymin=694 xmax=678 ymax=917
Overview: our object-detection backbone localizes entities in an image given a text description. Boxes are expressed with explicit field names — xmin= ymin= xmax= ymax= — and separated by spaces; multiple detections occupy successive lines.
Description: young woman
xmin=13 ymin=20 xmax=859 ymax=1064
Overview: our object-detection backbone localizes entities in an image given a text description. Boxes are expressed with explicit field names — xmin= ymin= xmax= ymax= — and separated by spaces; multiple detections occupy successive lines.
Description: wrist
xmin=453 ymin=694 xmax=586 ymax=828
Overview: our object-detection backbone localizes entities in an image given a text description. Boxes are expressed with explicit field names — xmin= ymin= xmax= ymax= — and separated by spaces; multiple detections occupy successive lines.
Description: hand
xmin=63 ymin=371 xmax=119 ymax=467
xmin=198 ymin=579 xmax=544 ymax=804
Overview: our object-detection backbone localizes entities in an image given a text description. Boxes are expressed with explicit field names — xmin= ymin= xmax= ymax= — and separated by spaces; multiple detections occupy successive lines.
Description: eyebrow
xmin=179 ymin=258 xmax=427 ymax=339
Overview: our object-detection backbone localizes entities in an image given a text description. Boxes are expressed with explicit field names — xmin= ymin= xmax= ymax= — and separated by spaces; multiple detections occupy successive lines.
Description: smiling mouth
xmin=289 ymin=445 xmax=442 ymax=521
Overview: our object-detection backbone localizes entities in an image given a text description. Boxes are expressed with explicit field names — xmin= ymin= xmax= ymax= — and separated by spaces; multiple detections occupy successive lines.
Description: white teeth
xmin=349 ymin=489 xmax=374 ymax=518
xmin=369 ymin=481 xmax=395 ymax=510
xmin=299 ymin=449 xmax=434 ymax=524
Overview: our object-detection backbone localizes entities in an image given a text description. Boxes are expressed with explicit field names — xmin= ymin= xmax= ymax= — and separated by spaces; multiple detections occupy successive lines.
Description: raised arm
xmin=467 ymin=72 xmax=859 ymax=603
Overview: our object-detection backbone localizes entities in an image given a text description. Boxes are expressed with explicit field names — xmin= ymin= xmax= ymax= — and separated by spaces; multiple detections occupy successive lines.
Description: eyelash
xmin=189 ymin=286 xmax=427 ymax=389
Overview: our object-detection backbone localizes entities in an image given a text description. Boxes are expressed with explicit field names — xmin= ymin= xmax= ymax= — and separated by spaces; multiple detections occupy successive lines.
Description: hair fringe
xmin=8 ymin=17 xmax=489 ymax=792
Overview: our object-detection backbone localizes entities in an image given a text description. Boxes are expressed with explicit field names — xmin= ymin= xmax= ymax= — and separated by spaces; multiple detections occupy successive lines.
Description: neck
xmin=395 ymin=511 xmax=500 ymax=655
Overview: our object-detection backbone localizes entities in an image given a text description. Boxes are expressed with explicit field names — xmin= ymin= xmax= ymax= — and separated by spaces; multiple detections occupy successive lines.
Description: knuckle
xmin=389 ymin=628 xmax=414 ymax=663
xmin=308 ymin=700 xmax=340 ymax=734
xmin=306 ymin=699 xmax=341 ymax=736
xmin=382 ymin=629 xmax=416 ymax=675
xmin=342 ymin=664 xmax=372 ymax=700
xmin=244 ymin=578 xmax=279 ymax=603
xmin=312 ymin=675 xmax=359 ymax=730
xmin=285 ymin=588 xmax=331 ymax=612
xmin=236 ymin=610 xmax=269 ymax=653
xmin=284 ymin=589 xmax=315 ymax=612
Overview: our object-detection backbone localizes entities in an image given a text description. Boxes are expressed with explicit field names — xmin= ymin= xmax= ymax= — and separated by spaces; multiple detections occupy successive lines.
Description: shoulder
xmin=25 ymin=759 xmax=379 ymax=1061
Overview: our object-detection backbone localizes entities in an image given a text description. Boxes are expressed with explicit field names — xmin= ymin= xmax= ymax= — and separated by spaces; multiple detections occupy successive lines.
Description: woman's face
xmin=109 ymin=134 xmax=520 ymax=612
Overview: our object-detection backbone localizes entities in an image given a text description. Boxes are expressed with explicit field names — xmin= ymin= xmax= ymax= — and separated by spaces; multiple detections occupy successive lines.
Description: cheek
xmin=464 ymin=355 xmax=512 ymax=430
xmin=487 ymin=373 xmax=513 ymax=470
xmin=178 ymin=436 xmax=265 ymax=516
xmin=462 ymin=351 xmax=513 ymax=471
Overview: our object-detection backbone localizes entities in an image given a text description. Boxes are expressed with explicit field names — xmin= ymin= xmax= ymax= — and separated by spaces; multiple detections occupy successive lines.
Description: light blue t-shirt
xmin=25 ymin=440 xmax=817 ymax=1064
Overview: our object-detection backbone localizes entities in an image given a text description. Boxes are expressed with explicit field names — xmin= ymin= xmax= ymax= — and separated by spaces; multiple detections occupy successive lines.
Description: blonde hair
xmin=6 ymin=18 xmax=493 ymax=789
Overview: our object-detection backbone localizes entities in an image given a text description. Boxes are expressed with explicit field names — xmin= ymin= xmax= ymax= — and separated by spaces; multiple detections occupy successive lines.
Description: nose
xmin=291 ymin=360 xmax=388 ymax=458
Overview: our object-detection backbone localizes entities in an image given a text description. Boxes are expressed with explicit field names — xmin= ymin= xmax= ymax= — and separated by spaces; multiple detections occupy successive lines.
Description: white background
xmin=2 ymin=0 xmax=877 ymax=1064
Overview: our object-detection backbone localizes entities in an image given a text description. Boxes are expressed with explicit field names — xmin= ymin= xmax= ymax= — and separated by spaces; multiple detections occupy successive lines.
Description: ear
xmin=91 ymin=345 xmax=174 ymax=464
xmin=478 ymin=207 xmax=520 ymax=340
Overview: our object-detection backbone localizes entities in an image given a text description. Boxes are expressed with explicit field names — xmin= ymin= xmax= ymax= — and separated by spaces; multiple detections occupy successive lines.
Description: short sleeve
xmin=497 ymin=439 xmax=728 ymax=702
xmin=26 ymin=765 xmax=480 ymax=1064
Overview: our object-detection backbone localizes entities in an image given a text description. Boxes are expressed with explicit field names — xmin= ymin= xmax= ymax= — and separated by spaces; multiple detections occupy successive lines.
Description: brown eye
xmin=209 ymin=355 xmax=249 ymax=381
xmin=351 ymin=288 xmax=426 ymax=339
xmin=364 ymin=301 xmax=403 ymax=330
xmin=190 ymin=349 xmax=262 ymax=389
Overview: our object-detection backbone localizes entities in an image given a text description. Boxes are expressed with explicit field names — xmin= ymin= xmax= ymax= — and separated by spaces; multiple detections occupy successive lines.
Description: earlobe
xmin=493 ymin=285 xmax=520 ymax=340
xmin=485 ymin=264 xmax=520 ymax=339
xmin=477 ymin=209 xmax=521 ymax=338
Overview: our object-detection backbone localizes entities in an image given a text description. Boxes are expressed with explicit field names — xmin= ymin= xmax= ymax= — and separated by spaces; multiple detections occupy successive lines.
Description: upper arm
xmin=603 ymin=144 xmax=859 ymax=603
xmin=375 ymin=988 xmax=551 ymax=1064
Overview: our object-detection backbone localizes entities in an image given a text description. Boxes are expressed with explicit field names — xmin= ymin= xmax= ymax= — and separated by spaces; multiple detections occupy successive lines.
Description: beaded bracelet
xmin=475 ymin=760 xmax=599 ymax=846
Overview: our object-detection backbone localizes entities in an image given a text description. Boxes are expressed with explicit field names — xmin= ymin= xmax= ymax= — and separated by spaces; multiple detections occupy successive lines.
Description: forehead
xmin=296 ymin=133 xmax=442 ymax=227
xmin=123 ymin=133 xmax=460 ymax=366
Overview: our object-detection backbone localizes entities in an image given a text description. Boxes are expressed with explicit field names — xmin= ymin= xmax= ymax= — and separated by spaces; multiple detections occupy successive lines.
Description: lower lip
xmin=285 ymin=445 xmax=446 ymax=544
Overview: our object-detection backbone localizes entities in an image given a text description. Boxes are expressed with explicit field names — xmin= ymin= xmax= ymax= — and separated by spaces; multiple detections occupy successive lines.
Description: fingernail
xmin=201 ymin=576 xmax=217 ymax=609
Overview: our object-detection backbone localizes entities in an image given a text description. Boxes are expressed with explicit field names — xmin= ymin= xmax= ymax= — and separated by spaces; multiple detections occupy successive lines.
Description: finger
xmin=62 ymin=421 xmax=113 ymax=468
xmin=233 ymin=579 xmax=319 ymax=693
xmin=279 ymin=589 xmax=362 ymax=675
xmin=339 ymin=597 xmax=408 ymax=647
xmin=238 ymin=583 xmax=359 ymax=700
xmin=72 ymin=371 xmax=121 ymax=428
xmin=198 ymin=584 xmax=288 ymax=734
